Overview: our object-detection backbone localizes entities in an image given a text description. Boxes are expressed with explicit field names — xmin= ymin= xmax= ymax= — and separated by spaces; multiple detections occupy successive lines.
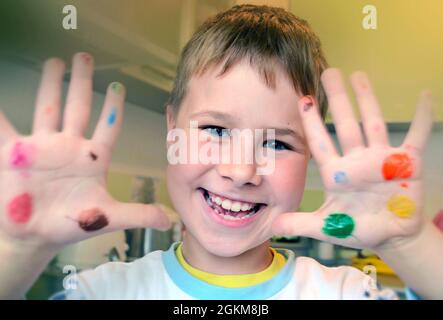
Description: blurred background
xmin=0 ymin=0 xmax=442 ymax=299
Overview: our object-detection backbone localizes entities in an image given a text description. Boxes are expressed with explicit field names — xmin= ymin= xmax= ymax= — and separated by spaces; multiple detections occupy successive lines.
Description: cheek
xmin=271 ymin=157 xmax=308 ymax=208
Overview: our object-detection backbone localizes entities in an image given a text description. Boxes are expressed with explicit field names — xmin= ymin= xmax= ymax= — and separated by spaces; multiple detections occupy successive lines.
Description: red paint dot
xmin=7 ymin=193 xmax=33 ymax=224
xmin=400 ymin=182 xmax=408 ymax=188
xmin=382 ymin=153 xmax=413 ymax=180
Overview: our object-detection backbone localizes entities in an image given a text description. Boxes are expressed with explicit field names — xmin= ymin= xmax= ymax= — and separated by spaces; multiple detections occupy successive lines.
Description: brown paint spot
xmin=78 ymin=208 xmax=109 ymax=232
xmin=89 ymin=152 xmax=98 ymax=161
xmin=382 ymin=153 xmax=413 ymax=180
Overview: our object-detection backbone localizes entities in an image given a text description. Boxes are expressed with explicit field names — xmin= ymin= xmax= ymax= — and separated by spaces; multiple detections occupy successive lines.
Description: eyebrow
xmin=189 ymin=111 xmax=235 ymax=124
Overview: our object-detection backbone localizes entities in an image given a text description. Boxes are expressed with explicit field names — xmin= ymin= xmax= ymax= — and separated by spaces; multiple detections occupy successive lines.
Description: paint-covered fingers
xmin=0 ymin=111 xmax=18 ymax=145
xmin=105 ymin=202 xmax=173 ymax=232
xmin=272 ymin=211 xmax=325 ymax=239
xmin=350 ymin=71 xmax=389 ymax=147
xmin=33 ymin=58 xmax=65 ymax=133
xmin=63 ymin=52 xmax=94 ymax=136
xmin=321 ymin=69 xmax=364 ymax=154
xmin=91 ymin=82 xmax=125 ymax=148
xmin=402 ymin=90 xmax=433 ymax=153
xmin=298 ymin=96 xmax=338 ymax=166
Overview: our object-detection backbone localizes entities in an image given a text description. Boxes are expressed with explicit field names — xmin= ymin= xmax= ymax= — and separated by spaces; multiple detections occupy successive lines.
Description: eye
xmin=263 ymin=140 xmax=292 ymax=151
xmin=200 ymin=125 xmax=231 ymax=138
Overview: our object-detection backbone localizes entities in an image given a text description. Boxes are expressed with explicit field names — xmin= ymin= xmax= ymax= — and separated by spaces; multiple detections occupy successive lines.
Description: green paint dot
xmin=322 ymin=213 xmax=355 ymax=239
xmin=111 ymin=82 xmax=123 ymax=95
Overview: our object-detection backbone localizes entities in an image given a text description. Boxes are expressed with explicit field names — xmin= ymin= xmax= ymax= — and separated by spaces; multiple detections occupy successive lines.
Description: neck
xmin=181 ymin=233 xmax=273 ymax=275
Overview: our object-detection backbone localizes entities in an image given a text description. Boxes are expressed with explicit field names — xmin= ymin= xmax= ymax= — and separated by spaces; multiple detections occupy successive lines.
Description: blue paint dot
xmin=334 ymin=171 xmax=348 ymax=184
xmin=107 ymin=108 xmax=117 ymax=126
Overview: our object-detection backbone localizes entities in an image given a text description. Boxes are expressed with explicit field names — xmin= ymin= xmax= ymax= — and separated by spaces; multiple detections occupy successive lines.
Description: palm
xmin=272 ymin=69 xmax=433 ymax=251
xmin=0 ymin=54 xmax=170 ymax=249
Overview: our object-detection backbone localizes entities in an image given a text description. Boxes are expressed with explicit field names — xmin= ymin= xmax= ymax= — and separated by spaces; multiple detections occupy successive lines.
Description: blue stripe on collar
xmin=162 ymin=242 xmax=295 ymax=300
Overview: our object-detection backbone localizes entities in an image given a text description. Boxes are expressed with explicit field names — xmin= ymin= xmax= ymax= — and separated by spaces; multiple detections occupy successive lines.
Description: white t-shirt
xmin=53 ymin=242 xmax=400 ymax=300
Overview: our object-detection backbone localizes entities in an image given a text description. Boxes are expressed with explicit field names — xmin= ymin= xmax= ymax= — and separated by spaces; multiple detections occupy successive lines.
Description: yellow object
xmin=175 ymin=243 xmax=286 ymax=288
xmin=387 ymin=195 xmax=416 ymax=218
xmin=352 ymin=255 xmax=395 ymax=276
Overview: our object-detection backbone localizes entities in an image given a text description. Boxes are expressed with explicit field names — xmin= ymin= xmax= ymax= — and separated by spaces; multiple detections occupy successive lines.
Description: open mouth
xmin=199 ymin=187 xmax=266 ymax=223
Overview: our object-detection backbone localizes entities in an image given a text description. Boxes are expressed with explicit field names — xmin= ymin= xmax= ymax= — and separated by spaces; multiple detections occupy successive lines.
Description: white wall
xmin=0 ymin=59 xmax=169 ymax=179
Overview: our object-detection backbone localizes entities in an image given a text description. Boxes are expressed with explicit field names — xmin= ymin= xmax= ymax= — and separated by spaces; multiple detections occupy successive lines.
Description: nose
xmin=216 ymin=163 xmax=262 ymax=187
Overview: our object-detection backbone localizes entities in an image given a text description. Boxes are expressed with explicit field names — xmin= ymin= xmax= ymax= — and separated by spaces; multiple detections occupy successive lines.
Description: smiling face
xmin=166 ymin=60 xmax=310 ymax=258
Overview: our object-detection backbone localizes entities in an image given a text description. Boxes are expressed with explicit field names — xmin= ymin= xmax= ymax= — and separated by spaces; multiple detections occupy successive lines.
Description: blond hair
xmin=167 ymin=4 xmax=328 ymax=118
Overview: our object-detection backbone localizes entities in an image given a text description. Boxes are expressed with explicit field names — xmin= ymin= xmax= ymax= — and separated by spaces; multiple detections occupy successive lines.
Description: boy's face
xmin=166 ymin=60 xmax=310 ymax=257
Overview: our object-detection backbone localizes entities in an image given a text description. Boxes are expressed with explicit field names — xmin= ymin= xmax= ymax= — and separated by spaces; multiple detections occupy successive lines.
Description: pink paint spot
xmin=373 ymin=124 xmax=381 ymax=132
xmin=20 ymin=171 xmax=31 ymax=179
xmin=433 ymin=210 xmax=443 ymax=232
xmin=7 ymin=193 xmax=33 ymax=224
xmin=400 ymin=182 xmax=408 ymax=188
xmin=10 ymin=142 xmax=34 ymax=169
xmin=44 ymin=106 xmax=53 ymax=115
xmin=81 ymin=53 xmax=92 ymax=63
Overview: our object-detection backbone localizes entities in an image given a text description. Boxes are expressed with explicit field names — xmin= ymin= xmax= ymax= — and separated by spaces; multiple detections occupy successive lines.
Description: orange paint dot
xmin=382 ymin=153 xmax=413 ymax=181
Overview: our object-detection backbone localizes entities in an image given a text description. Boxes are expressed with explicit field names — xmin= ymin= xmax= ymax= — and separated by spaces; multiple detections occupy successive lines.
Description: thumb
xmin=106 ymin=201 xmax=174 ymax=232
xmin=272 ymin=211 xmax=324 ymax=239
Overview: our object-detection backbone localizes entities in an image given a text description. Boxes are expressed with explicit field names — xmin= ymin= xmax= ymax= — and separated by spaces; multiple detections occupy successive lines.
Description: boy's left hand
xmin=272 ymin=68 xmax=433 ymax=251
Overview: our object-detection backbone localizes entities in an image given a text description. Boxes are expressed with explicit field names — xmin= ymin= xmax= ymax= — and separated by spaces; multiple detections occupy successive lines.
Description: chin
xmin=196 ymin=232 xmax=271 ymax=258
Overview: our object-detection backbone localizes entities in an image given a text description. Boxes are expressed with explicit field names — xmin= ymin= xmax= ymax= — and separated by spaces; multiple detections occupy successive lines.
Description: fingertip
xmin=42 ymin=58 xmax=66 ymax=81
xmin=108 ymin=82 xmax=126 ymax=97
xmin=321 ymin=68 xmax=341 ymax=81
xmin=43 ymin=57 xmax=65 ymax=70
xmin=73 ymin=52 xmax=94 ymax=65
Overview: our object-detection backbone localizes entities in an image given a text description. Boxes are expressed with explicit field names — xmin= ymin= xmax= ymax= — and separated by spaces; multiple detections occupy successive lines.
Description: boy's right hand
xmin=0 ymin=53 xmax=171 ymax=252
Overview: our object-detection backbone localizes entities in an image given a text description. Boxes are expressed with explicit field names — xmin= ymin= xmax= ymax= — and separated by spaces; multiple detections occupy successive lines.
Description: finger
xmin=91 ymin=82 xmax=126 ymax=148
xmin=106 ymin=202 xmax=173 ymax=232
xmin=321 ymin=69 xmax=365 ymax=154
xmin=0 ymin=111 xmax=18 ymax=145
xmin=272 ymin=211 xmax=325 ymax=239
xmin=298 ymin=96 xmax=339 ymax=166
xmin=402 ymin=90 xmax=433 ymax=152
xmin=33 ymin=58 xmax=65 ymax=133
xmin=63 ymin=52 xmax=94 ymax=136
xmin=350 ymin=71 xmax=389 ymax=146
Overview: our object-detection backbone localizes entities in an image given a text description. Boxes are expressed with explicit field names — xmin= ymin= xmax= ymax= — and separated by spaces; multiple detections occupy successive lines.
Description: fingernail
xmin=110 ymin=82 xmax=125 ymax=95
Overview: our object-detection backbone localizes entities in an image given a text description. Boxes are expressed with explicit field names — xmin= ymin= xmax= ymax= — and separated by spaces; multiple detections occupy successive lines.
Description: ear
xmin=165 ymin=105 xmax=176 ymax=132
xmin=165 ymin=105 xmax=177 ymax=151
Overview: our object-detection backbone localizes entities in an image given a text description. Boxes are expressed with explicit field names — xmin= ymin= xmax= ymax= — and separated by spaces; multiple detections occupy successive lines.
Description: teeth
xmin=221 ymin=199 xmax=232 ymax=210
xmin=208 ymin=192 xmax=255 ymax=212
xmin=231 ymin=202 xmax=241 ymax=212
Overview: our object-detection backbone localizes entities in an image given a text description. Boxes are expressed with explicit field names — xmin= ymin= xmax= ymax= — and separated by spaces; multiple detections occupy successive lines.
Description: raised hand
xmin=272 ymin=69 xmax=433 ymax=251
xmin=0 ymin=53 xmax=171 ymax=250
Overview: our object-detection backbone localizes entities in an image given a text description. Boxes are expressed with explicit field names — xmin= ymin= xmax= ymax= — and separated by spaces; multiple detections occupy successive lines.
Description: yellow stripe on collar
xmin=175 ymin=243 xmax=286 ymax=288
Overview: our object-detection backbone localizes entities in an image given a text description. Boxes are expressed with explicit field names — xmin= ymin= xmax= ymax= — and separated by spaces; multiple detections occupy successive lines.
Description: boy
xmin=0 ymin=5 xmax=442 ymax=299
